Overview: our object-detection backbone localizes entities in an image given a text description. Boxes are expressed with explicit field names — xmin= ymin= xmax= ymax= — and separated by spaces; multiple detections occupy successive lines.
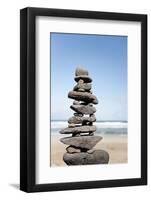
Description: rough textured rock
xmin=60 ymin=135 xmax=102 ymax=149
xmin=66 ymin=146 xmax=81 ymax=153
xmin=68 ymin=91 xmax=98 ymax=104
xmin=68 ymin=114 xmax=96 ymax=124
xmin=70 ymin=104 xmax=96 ymax=115
xmin=59 ymin=125 xmax=96 ymax=134
xmin=63 ymin=150 xmax=109 ymax=165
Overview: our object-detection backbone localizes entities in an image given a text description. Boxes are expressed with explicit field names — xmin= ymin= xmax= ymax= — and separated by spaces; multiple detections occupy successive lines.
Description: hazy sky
xmin=50 ymin=33 xmax=127 ymax=121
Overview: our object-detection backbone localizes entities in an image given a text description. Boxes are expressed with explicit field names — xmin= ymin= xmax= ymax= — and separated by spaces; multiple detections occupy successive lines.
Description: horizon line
xmin=51 ymin=119 xmax=128 ymax=122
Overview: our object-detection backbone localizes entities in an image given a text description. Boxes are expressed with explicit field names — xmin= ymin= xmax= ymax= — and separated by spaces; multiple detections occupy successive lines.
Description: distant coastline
xmin=51 ymin=119 xmax=128 ymax=123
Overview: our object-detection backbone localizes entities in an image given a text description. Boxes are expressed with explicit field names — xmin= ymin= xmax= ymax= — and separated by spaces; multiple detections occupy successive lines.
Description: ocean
xmin=51 ymin=120 xmax=128 ymax=136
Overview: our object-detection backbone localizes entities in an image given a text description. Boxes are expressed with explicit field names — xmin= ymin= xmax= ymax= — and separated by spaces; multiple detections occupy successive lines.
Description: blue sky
xmin=50 ymin=33 xmax=127 ymax=121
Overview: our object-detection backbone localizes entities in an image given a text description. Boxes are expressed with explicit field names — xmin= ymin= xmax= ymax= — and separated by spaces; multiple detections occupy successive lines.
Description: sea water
xmin=51 ymin=121 xmax=128 ymax=136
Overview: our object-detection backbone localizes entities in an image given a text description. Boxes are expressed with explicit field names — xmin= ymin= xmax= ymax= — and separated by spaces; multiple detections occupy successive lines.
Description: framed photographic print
xmin=20 ymin=7 xmax=147 ymax=192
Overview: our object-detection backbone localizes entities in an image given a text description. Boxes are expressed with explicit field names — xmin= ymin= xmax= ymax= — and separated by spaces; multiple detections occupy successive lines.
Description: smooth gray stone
xmin=60 ymin=135 xmax=102 ymax=149
xmin=66 ymin=146 xmax=81 ymax=153
xmin=70 ymin=104 xmax=96 ymax=115
xmin=75 ymin=67 xmax=92 ymax=83
xmin=75 ymin=67 xmax=89 ymax=76
xmin=68 ymin=91 xmax=98 ymax=104
xmin=73 ymin=83 xmax=92 ymax=92
xmin=63 ymin=150 xmax=109 ymax=165
xmin=59 ymin=125 xmax=96 ymax=134
xmin=68 ymin=114 xmax=96 ymax=124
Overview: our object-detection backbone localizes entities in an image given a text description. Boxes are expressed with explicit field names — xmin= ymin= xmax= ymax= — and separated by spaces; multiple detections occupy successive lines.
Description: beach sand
xmin=51 ymin=134 xmax=128 ymax=166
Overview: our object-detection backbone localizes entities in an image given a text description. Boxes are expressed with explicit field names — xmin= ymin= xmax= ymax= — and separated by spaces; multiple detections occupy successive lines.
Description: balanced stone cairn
xmin=60 ymin=67 xmax=109 ymax=165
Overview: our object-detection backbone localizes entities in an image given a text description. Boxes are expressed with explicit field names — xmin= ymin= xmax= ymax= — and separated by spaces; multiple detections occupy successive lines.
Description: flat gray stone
xmin=68 ymin=114 xmax=96 ymax=124
xmin=60 ymin=135 xmax=102 ymax=149
xmin=68 ymin=91 xmax=98 ymax=104
xmin=59 ymin=125 xmax=96 ymax=134
xmin=70 ymin=104 xmax=96 ymax=115
xmin=66 ymin=146 xmax=81 ymax=153
xmin=63 ymin=150 xmax=109 ymax=165
xmin=74 ymin=76 xmax=92 ymax=83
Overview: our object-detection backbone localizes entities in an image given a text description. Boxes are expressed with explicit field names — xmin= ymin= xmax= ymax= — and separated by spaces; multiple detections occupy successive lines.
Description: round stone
xmin=63 ymin=150 xmax=109 ymax=165
xmin=75 ymin=67 xmax=89 ymax=76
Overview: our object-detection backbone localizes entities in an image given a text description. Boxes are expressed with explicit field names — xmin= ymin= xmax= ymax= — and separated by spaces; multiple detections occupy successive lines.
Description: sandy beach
xmin=51 ymin=134 xmax=128 ymax=166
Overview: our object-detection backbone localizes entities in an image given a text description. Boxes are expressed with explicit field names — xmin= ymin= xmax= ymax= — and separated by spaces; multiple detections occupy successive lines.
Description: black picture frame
xmin=20 ymin=7 xmax=147 ymax=192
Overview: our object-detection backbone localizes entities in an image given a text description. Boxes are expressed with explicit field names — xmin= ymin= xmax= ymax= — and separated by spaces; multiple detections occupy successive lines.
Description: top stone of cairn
xmin=75 ymin=67 xmax=92 ymax=83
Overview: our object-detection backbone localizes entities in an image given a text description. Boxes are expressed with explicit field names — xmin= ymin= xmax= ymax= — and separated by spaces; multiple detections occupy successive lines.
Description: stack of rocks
xmin=60 ymin=67 xmax=109 ymax=165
